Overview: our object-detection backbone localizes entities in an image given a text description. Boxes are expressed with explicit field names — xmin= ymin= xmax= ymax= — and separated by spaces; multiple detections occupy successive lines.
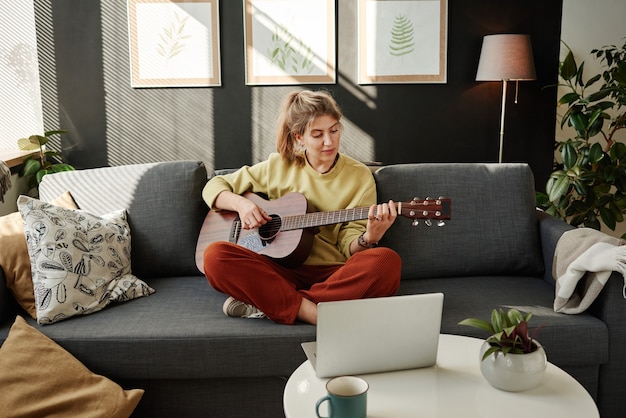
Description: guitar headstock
xmin=398 ymin=197 xmax=451 ymax=227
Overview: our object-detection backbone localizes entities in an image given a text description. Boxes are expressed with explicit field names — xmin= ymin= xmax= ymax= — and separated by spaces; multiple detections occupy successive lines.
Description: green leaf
xmin=569 ymin=112 xmax=588 ymax=136
xmin=585 ymin=74 xmax=602 ymax=88
xmin=548 ymin=173 xmax=571 ymax=202
xmin=51 ymin=164 xmax=75 ymax=173
xmin=587 ymin=89 xmax=612 ymax=102
xmin=560 ymin=50 xmax=578 ymax=80
xmin=600 ymin=207 xmax=616 ymax=230
xmin=17 ymin=137 xmax=41 ymax=151
xmin=44 ymin=129 xmax=68 ymax=137
xmin=35 ymin=169 xmax=51 ymax=185
xmin=558 ymin=92 xmax=580 ymax=105
xmin=457 ymin=318 xmax=495 ymax=334
xmin=29 ymin=134 xmax=48 ymax=146
xmin=481 ymin=345 xmax=502 ymax=361
xmin=562 ymin=142 xmax=577 ymax=169
xmin=588 ymin=143 xmax=604 ymax=164
xmin=20 ymin=159 xmax=41 ymax=177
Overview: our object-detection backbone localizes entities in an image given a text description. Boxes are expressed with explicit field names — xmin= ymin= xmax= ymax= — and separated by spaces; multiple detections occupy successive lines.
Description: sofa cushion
xmin=397 ymin=275 xmax=609 ymax=368
xmin=375 ymin=163 xmax=543 ymax=279
xmin=0 ymin=316 xmax=143 ymax=418
xmin=38 ymin=161 xmax=209 ymax=278
xmin=9 ymin=276 xmax=314 ymax=381
xmin=1 ymin=191 xmax=78 ymax=319
xmin=17 ymin=196 xmax=155 ymax=325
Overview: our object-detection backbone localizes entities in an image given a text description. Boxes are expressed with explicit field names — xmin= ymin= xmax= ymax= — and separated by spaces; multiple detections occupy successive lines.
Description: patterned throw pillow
xmin=17 ymin=195 xmax=155 ymax=325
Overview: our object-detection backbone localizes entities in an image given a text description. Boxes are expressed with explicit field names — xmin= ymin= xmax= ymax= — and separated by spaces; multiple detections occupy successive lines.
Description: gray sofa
xmin=0 ymin=160 xmax=623 ymax=418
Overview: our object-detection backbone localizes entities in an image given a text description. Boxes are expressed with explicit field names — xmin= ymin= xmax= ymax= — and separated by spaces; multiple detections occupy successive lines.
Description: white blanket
xmin=553 ymin=227 xmax=626 ymax=314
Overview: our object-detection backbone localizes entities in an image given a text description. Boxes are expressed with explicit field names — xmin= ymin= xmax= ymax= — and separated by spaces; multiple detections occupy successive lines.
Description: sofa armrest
xmin=537 ymin=210 xmax=575 ymax=285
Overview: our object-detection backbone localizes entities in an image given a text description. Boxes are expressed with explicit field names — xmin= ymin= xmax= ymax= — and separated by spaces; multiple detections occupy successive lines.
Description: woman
xmin=202 ymin=90 xmax=401 ymax=325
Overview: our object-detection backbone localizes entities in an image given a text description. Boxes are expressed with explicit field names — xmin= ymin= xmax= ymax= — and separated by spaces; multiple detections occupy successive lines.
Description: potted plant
xmin=536 ymin=39 xmax=626 ymax=236
xmin=459 ymin=308 xmax=546 ymax=392
xmin=17 ymin=130 xmax=74 ymax=191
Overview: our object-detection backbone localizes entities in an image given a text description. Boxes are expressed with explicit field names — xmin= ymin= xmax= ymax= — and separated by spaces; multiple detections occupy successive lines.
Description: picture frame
xmin=244 ymin=0 xmax=336 ymax=85
xmin=127 ymin=0 xmax=221 ymax=88
xmin=358 ymin=0 xmax=447 ymax=84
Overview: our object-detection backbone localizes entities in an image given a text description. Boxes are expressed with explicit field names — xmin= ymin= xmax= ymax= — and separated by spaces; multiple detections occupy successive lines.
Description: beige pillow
xmin=0 ymin=316 xmax=143 ymax=417
xmin=0 ymin=191 xmax=77 ymax=318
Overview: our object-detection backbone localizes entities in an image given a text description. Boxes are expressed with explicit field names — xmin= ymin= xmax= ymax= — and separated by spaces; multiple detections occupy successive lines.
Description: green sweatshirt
xmin=202 ymin=153 xmax=376 ymax=265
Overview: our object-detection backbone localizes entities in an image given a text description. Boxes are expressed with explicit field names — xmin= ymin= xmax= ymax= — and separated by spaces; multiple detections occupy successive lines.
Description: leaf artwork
xmin=156 ymin=12 xmax=192 ymax=60
xmin=389 ymin=15 xmax=415 ymax=57
xmin=267 ymin=25 xmax=315 ymax=74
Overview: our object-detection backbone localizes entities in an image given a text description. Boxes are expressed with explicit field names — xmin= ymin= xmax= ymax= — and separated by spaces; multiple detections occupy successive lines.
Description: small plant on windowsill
xmin=17 ymin=130 xmax=75 ymax=190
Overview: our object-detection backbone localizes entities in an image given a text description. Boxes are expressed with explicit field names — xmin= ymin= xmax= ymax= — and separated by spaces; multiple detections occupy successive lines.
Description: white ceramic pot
xmin=479 ymin=340 xmax=547 ymax=392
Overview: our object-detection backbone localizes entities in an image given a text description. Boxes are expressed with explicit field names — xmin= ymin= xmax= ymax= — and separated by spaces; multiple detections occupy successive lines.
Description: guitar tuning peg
xmin=437 ymin=220 xmax=446 ymax=227
xmin=412 ymin=219 xmax=419 ymax=227
xmin=425 ymin=219 xmax=433 ymax=227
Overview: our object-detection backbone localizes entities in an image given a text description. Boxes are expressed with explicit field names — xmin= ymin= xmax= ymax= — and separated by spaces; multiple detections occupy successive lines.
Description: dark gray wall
xmin=36 ymin=0 xmax=562 ymax=190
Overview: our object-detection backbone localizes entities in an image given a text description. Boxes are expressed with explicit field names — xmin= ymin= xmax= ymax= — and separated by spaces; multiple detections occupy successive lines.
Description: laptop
xmin=301 ymin=293 xmax=444 ymax=378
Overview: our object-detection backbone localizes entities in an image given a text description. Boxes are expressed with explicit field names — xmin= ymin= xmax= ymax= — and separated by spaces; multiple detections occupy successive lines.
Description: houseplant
xmin=17 ymin=130 xmax=74 ymax=191
xmin=536 ymin=40 xmax=626 ymax=235
xmin=459 ymin=308 xmax=546 ymax=391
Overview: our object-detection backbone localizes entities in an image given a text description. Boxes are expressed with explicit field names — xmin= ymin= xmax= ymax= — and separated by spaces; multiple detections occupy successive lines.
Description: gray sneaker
xmin=222 ymin=296 xmax=266 ymax=319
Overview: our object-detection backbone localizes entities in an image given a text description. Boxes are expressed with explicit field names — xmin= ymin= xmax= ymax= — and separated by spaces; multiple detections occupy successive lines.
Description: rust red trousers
xmin=203 ymin=242 xmax=402 ymax=324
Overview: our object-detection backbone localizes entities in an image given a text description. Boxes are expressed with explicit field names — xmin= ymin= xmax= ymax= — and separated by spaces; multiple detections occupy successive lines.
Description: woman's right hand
xmin=236 ymin=196 xmax=271 ymax=229
xmin=214 ymin=191 xmax=271 ymax=230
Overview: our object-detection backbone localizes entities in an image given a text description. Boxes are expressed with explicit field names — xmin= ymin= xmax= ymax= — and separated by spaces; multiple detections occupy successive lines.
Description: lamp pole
xmin=498 ymin=79 xmax=508 ymax=164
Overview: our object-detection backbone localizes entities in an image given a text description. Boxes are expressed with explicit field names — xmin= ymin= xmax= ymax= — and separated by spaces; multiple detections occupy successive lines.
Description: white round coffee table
xmin=284 ymin=334 xmax=599 ymax=418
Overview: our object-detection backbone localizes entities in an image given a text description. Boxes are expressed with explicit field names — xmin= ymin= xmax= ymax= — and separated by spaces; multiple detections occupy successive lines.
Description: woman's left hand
xmin=363 ymin=200 xmax=397 ymax=244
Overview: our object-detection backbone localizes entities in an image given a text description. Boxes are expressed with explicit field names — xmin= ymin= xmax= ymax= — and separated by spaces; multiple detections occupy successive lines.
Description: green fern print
xmin=157 ymin=12 xmax=191 ymax=60
xmin=389 ymin=14 xmax=415 ymax=57
xmin=268 ymin=25 xmax=315 ymax=74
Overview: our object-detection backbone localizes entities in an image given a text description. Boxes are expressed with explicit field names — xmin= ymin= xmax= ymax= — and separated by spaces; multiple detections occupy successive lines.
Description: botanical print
xmin=359 ymin=0 xmax=447 ymax=84
xmin=389 ymin=15 xmax=415 ymax=57
xmin=267 ymin=24 xmax=316 ymax=75
xmin=156 ymin=11 xmax=191 ymax=60
xmin=128 ymin=0 xmax=221 ymax=87
xmin=245 ymin=0 xmax=336 ymax=85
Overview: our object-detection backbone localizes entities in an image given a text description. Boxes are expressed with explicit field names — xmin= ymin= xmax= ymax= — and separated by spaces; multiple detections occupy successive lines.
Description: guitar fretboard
xmin=281 ymin=206 xmax=385 ymax=231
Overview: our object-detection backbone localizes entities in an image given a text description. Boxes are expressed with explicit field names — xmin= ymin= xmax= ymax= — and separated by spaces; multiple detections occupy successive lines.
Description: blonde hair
xmin=275 ymin=90 xmax=343 ymax=166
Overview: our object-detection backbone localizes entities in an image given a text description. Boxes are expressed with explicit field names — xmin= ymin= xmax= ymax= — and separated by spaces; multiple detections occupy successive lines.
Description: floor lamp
xmin=476 ymin=34 xmax=536 ymax=163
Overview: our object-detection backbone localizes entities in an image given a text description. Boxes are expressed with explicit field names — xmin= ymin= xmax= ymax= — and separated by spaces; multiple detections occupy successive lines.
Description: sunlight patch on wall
xmin=0 ymin=2 xmax=43 ymax=149
xmin=100 ymin=0 xmax=215 ymax=168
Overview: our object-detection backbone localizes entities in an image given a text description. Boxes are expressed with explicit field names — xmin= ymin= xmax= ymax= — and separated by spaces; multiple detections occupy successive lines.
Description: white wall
xmin=558 ymin=0 xmax=626 ymax=144
xmin=0 ymin=1 xmax=43 ymax=149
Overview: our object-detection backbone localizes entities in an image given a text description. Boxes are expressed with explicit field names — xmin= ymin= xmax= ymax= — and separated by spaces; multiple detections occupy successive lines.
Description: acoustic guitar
xmin=195 ymin=192 xmax=451 ymax=272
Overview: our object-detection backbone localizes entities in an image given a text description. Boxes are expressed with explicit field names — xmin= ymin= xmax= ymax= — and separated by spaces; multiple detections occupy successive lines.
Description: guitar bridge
xmin=230 ymin=218 xmax=242 ymax=243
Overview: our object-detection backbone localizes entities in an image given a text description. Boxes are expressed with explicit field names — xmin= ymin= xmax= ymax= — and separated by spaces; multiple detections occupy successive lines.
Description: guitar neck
xmin=281 ymin=206 xmax=373 ymax=231
xmin=279 ymin=198 xmax=450 ymax=231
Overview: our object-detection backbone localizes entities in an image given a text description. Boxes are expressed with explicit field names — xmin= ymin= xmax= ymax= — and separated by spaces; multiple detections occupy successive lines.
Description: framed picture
xmin=358 ymin=0 xmax=447 ymax=84
xmin=127 ymin=0 xmax=221 ymax=87
xmin=244 ymin=0 xmax=336 ymax=85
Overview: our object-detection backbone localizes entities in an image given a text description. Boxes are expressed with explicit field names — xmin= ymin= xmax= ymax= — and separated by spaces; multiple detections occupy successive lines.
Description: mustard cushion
xmin=0 ymin=316 xmax=143 ymax=417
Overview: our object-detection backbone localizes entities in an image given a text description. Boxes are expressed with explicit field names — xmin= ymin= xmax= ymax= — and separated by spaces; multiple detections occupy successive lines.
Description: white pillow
xmin=17 ymin=195 xmax=155 ymax=324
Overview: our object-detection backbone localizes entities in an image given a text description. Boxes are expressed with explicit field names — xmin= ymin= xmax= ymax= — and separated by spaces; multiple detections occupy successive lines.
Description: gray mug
xmin=315 ymin=376 xmax=368 ymax=418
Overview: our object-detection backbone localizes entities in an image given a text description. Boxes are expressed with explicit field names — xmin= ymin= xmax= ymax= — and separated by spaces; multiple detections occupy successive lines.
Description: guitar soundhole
xmin=258 ymin=214 xmax=281 ymax=242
